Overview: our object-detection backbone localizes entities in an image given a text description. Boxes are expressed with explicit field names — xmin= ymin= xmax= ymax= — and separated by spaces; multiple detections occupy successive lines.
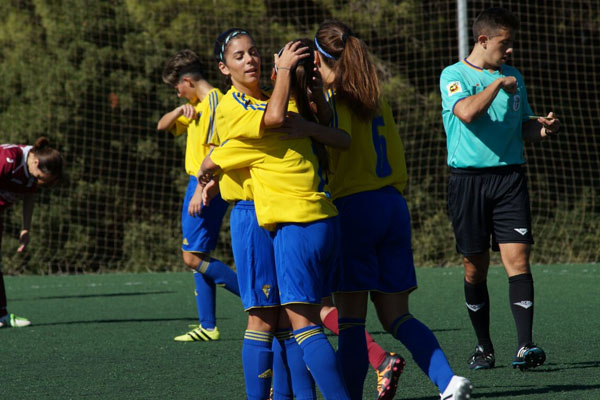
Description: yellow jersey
xmin=208 ymin=122 xmax=254 ymax=202
xmin=210 ymin=92 xmax=336 ymax=230
xmin=169 ymin=88 xmax=222 ymax=176
xmin=326 ymin=91 xmax=408 ymax=199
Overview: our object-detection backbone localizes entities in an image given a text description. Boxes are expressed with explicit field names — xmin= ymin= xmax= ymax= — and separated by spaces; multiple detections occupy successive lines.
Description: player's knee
xmin=182 ymin=251 xmax=209 ymax=269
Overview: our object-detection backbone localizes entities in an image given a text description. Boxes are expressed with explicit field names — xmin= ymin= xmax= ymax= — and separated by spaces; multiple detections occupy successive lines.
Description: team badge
xmin=182 ymin=238 xmax=189 ymax=246
xmin=262 ymin=285 xmax=271 ymax=298
xmin=513 ymin=94 xmax=521 ymax=111
xmin=446 ymin=81 xmax=462 ymax=96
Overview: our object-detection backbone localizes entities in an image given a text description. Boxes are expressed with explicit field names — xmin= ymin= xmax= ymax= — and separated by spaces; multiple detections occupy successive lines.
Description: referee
xmin=439 ymin=7 xmax=560 ymax=371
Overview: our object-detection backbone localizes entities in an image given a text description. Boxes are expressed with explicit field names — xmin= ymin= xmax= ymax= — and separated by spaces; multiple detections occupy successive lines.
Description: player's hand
xmin=17 ymin=229 xmax=30 ymax=253
xmin=539 ymin=112 xmax=560 ymax=137
xmin=500 ymin=76 xmax=518 ymax=93
xmin=197 ymin=172 xmax=213 ymax=188
xmin=188 ymin=192 xmax=203 ymax=217
xmin=274 ymin=41 xmax=310 ymax=72
xmin=202 ymin=179 xmax=219 ymax=207
xmin=178 ymin=104 xmax=197 ymax=120
xmin=308 ymin=67 xmax=324 ymax=96
xmin=275 ymin=112 xmax=312 ymax=140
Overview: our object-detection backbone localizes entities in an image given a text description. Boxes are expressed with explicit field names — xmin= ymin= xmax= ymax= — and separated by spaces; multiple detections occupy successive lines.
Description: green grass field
xmin=2 ymin=264 xmax=599 ymax=399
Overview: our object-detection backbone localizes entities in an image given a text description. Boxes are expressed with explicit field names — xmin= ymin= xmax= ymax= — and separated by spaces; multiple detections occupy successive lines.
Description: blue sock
xmin=242 ymin=330 xmax=274 ymax=400
xmin=195 ymin=258 xmax=240 ymax=296
xmin=272 ymin=330 xmax=293 ymax=400
xmin=391 ymin=314 xmax=454 ymax=392
xmin=294 ymin=325 xmax=349 ymax=400
xmin=282 ymin=331 xmax=316 ymax=400
xmin=193 ymin=271 xmax=216 ymax=329
xmin=337 ymin=318 xmax=368 ymax=400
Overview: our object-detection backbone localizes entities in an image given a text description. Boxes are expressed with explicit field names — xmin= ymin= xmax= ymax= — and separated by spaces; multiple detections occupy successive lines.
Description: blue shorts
xmin=334 ymin=186 xmax=417 ymax=294
xmin=273 ymin=217 xmax=340 ymax=305
xmin=181 ymin=175 xmax=229 ymax=253
xmin=230 ymin=201 xmax=280 ymax=310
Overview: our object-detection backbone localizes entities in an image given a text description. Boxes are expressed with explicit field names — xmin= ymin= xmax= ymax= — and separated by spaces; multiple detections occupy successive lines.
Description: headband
xmin=314 ymin=37 xmax=338 ymax=60
xmin=218 ymin=29 xmax=249 ymax=62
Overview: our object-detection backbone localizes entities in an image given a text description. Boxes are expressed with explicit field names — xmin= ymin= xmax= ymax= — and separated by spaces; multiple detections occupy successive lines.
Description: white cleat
xmin=440 ymin=375 xmax=472 ymax=400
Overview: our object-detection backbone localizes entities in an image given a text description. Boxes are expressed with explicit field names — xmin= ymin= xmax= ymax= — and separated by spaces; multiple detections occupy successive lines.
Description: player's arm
xmin=198 ymin=155 xmax=221 ymax=188
xmin=262 ymin=41 xmax=310 ymax=129
xmin=453 ymin=76 xmax=517 ymax=123
xmin=277 ymin=113 xmax=350 ymax=149
xmin=522 ymin=112 xmax=560 ymax=142
xmin=156 ymin=104 xmax=197 ymax=131
xmin=18 ymin=193 xmax=34 ymax=253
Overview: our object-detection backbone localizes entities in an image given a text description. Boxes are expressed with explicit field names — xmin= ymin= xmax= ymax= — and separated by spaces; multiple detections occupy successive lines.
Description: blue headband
xmin=219 ymin=29 xmax=249 ymax=61
xmin=314 ymin=37 xmax=338 ymax=60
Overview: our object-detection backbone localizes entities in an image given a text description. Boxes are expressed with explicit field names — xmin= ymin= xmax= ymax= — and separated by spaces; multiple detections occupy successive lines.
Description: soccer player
xmin=440 ymin=7 xmax=559 ymax=371
xmin=201 ymin=29 xmax=350 ymax=400
xmin=0 ymin=137 xmax=64 ymax=328
xmin=157 ymin=50 xmax=240 ymax=342
xmin=314 ymin=20 xmax=472 ymax=400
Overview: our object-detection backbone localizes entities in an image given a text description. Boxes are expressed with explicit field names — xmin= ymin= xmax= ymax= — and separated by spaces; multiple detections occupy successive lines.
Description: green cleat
xmin=174 ymin=325 xmax=220 ymax=342
xmin=0 ymin=313 xmax=32 ymax=328
xmin=512 ymin=344 xmax=546 ymax=371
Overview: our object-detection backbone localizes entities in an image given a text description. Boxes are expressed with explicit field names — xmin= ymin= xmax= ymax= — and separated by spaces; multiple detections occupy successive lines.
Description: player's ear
xmin=478 ymin=35 xmax=488 ymax=49
xmin=218 ymin=61 xmax=230 ymax=76
xmin=314 ymin=51 xmax=321 ymax=66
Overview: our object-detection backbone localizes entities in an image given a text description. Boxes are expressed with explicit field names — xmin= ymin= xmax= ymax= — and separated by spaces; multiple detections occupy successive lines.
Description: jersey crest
xmin=446 ymin=81 xmax=462 ymax=96
xmin=513 ymin=94 xmax=521 ymax=111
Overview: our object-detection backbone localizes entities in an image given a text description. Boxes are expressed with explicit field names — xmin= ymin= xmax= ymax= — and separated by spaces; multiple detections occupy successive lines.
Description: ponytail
xmin=315 ymin=20 xmax=380 ymax=119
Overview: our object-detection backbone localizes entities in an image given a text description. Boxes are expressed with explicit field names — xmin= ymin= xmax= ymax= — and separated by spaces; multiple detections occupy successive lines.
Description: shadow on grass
xmin=471 ymin=383 xmax=600 ymax=398
xmin=407 ymin=383 xmax=600 ymax=400
xmin=30 ymin=316 xmax=236 ymax=327
xmin=12 ymin=291 xmax=175 ymax=300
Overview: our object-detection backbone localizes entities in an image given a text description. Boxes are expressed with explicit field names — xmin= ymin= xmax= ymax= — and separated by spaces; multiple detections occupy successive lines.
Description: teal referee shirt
xmin=440 ymin=59 xmax=533 ymax=168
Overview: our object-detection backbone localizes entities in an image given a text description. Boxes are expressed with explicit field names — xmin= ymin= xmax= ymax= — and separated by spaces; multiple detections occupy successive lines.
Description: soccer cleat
xmin=440 ymin=375 xmax=473 ymax=400
xmin=467 ymin=345 xmax=495 ymax=370
xmin=512 ymin=344 xmax=546 ymax=371
xmin=174 ymin=325 xmax=220 ymax=342
xmin=376 ymin=352 xmax=406 ymax=400
xmin=0 ymin=313 xmax=31 ymax=328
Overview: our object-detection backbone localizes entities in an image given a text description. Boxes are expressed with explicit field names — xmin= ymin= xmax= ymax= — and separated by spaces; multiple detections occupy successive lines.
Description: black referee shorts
xmin=447 ymin=165 xmax=534 ymax=256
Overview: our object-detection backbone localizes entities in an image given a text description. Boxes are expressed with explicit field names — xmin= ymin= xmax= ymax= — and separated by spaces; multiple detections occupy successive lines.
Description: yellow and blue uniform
xmin=211 ymin=88 xmax=339 ymax=305
xmin=213 ymin=87 xmax=348 ymax=400
xmin=168 ymin=88 xmax=229 ymax=254
xmin=208 ymin=120 xmax=279 ymax=311
xmin=327 ymin=91 xmax=416 ymax=294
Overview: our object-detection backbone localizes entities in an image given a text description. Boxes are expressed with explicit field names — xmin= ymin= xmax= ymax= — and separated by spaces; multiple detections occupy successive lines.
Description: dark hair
xmin=162 ymin=49 xmax=205 ymax=87
xmin=315 ymin=19 xmax=380 ymax=119
xmin=214 ymin=28 xmax=253 ymax=62
xmin=213 ymin=28 xmax=254 ymax=89
xmin=31 ymin=136 xmax=64 ymax=184
xmin=281 ymin=38 xmax=330 ymax=174
xmin=472 ymin=8 xmax=520 ymax=42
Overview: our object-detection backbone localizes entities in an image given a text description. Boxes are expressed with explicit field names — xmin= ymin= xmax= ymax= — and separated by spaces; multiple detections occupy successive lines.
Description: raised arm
xmin=157 ymin=104 xmax=197 ymax=131
xmin=262 ymin=41 xmax=310 ymax=129
xmin=453 ymin=76 xmax=517 ymax=124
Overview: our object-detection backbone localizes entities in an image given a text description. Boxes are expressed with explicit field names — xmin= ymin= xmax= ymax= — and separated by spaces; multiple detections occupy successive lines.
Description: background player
xmin=314 ymin=20 xmax=472 ymax=400
xmin=0 ymin=137 xmax=64 ymax=328
xmin=158 ymin=50 xmax=239 ymax=342
xmin=440 ymin=7 xmax=559 ymax=371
